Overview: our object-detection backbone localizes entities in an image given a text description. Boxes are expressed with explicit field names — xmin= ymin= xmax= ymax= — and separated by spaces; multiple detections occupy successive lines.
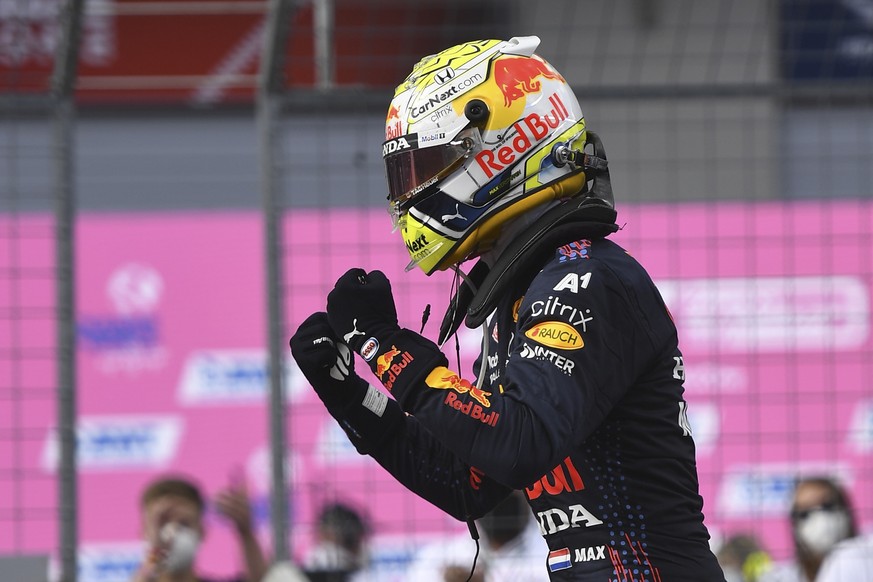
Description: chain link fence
xmin=0 ymin=1 xmax=871 ymax=581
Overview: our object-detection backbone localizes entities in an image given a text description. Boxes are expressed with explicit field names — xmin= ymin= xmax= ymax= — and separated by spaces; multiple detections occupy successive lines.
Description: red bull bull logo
xmin=374 ymin=345 xmax=414 ymax=391
xmin=425 ymin=367 xmax=492 ymax=407
xmin=386 ymin=104 xmax=402 ymax=140
xmin=375 ymin=346 xmax=401 ymax=377
xmin=425 ymin=367 xmax=498 ymax=426
xmin=493 ymin=55 xmax=564 ymax=107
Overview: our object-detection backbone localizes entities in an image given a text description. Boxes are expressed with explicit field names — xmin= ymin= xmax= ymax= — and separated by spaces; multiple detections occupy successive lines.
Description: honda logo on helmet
xmin=434 ymin=67 xmax=456 ymax=84
xmin=382 ymin=134 xmax=418 ymax=157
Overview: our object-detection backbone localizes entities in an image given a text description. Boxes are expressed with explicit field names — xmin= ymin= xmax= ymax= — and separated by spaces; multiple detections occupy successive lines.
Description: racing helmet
xmin=383 ymin=35 xmax=606 ymax=275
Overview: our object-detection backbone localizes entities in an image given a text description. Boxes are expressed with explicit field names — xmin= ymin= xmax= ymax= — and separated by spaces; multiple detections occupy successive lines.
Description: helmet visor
xmin=384 ymin=128 xmax=482 ymax=212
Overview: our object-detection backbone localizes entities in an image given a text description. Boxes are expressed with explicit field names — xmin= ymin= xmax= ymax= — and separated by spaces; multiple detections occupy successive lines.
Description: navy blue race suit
xmin=316 ymin=235 xmax=725 ymax=581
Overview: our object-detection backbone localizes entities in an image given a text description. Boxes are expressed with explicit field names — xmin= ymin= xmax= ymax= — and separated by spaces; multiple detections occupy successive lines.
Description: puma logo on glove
xmin=342 ymin=318 xmax=367 ymax=344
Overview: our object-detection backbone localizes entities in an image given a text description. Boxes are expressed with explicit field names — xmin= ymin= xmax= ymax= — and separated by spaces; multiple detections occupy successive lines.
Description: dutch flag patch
xmin=548 ymin=548 xmax=572 ymax=572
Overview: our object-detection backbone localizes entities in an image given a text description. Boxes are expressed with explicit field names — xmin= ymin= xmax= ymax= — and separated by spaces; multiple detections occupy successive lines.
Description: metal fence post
xmin=258 ymin=0 xmax=293 ymax=564
xmin=51 ymin=0 xmax=84 ymax=580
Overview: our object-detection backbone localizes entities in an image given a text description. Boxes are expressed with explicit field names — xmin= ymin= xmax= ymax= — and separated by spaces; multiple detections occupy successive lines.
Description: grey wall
xmin=4 ymin=0 xmax=871 ymax=212
xmin=783 ymin=107 xmax=873 ymax=199
xmin=0 ymin=111 xmax=390 ymax=211
xmin=529 ymin=0 xmax=778 ymax=202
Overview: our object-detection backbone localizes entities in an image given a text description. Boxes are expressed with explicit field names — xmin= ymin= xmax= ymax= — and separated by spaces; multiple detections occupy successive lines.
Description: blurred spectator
xmin=302 ymin=502 xmax=371 ymax=582
xmin=716 ymin=533 xmax=772 ymax=582
xmin=815 ymin=533 xmax=873 ymax=581
xmin=131 ymin=474 xmax=268 ymax=582
xmin=401 ymin=491 xmax=549 ymax=582
xmin=760 ymin=476 xmax=857 ymax=582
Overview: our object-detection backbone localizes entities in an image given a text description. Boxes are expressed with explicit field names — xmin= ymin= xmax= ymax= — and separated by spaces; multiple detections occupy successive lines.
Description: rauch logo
xmin=525 ymin=321 xmax=584 ymax=350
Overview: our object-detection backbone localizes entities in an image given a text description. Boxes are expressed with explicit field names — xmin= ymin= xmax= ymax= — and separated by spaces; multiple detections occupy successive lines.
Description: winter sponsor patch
xmin=518 ymin=343 xmax=575 ymax=375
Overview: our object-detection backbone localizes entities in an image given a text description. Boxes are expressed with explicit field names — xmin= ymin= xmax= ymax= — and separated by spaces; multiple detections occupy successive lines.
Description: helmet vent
xmin=464 ymin=99 xmax=489 ymax=124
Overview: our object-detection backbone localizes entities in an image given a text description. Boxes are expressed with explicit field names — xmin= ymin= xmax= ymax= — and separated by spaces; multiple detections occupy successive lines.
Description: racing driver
xmin=290 ymin=36 xmax=726 ymax=581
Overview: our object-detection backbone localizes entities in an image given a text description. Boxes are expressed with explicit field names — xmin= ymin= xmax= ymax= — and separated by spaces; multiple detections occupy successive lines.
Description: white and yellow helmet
xmin=383 ymin=36 xmax=594 ymax=275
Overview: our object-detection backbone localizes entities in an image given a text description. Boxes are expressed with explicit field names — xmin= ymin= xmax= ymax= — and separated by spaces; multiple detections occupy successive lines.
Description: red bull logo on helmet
xmin=386 ymin=104 xmax=402 ymax=140
xmin=493 ymin=55 xmax=564 ymax=107
xmin=474 ymin=93 xmax=569 ymax=179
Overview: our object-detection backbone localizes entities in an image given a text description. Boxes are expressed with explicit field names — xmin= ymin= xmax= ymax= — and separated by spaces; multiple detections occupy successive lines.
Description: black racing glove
xmin=289 ymin=311 xmax=365 ymax=412
xmin=289 ymin=312 xmax=403 ymax=453
xmin=326 ymin=268 xmax=448 ymax=409
xmin=325 ymin=268 xmax=400 ymax=353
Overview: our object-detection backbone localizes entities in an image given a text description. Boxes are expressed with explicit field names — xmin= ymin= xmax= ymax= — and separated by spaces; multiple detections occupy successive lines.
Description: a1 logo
xmin=553 ymin=272 xmax=592 ymax=293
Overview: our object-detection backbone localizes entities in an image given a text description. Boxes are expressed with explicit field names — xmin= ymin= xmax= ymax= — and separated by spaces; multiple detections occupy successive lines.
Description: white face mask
xmin=795 ymin=509 xmax=850 ymax=556
xmin=160 ymin=523 xmax=200 ymax=573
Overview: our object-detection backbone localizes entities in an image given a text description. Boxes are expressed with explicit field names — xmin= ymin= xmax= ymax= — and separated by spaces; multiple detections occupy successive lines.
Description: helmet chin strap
xmin=552 ymin=131 xmax=614 ymax=209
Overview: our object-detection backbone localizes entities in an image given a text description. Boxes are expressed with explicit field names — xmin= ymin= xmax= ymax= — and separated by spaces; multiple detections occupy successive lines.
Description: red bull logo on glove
xmin=374 ymin=346 xmax=413 ymax=391
xmin=374 ymin=346 xmax=401 ymax=377
xmin=493 ymin=55 xmax=564 ymax=107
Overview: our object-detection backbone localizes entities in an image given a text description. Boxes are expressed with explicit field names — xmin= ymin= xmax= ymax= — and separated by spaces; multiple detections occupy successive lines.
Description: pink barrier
xmin=0 ymin=200 xmax=870 ymax=579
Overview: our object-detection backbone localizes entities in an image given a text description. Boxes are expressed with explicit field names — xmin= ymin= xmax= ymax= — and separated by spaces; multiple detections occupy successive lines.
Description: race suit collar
xmin=438 ymin=197 xmax=619 ymax=344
